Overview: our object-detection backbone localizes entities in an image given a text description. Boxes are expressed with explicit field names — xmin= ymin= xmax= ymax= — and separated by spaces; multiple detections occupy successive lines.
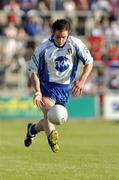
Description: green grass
xmin=0 ymin=119 xmax=119 ymax=180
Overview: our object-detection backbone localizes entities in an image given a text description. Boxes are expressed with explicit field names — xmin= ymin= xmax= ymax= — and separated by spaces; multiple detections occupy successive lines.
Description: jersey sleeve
xmin=73 ymin=37 xmax=93 ymax=65
xmin=28 ymin=47 xmax=39 ymax=76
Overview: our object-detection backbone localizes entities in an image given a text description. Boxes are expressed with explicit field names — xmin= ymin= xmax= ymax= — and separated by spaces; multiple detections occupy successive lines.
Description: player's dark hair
xmin=52 ymin=19 xmax=71 ymax=33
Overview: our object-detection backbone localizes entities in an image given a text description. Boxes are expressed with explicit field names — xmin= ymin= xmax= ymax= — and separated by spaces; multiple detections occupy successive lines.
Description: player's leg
xmin=24 ymin=97 xmax=59 ymax=152
xmin=34 ymin=115 xmax=59 ymax=153
xmin=24 ymin=97 xmax=55 ymax=147
xmin=41 ymin=97 xmax=59 ymax=153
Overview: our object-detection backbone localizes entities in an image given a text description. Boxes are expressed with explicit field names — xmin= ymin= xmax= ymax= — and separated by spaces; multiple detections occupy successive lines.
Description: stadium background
xmin=0 ymin=0 xmax=119 ymax=120
xmin=0 ymin=1 xmax=119 ymax=180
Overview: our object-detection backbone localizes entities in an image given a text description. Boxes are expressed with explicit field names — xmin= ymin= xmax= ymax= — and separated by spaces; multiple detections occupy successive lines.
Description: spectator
xmin=3 ymin=21 xmax=18 ymax=66
xmin=4 ymin=0 xmax=21 ymax=24
xmin=38 ymin=0 xmax=49 ymax=17
xmin=63 ymin=0 xmax=76 ymax=12
xmin=4 ymin=21 xmax=18 ymax=38
xmin=55 ymin=0 xmax=64 ymax=10
xmin=4 ymin=0 xmax=20 ymax=12
xmin=74 ymin=0 xmax=89 ymax=10
xmin=107 ymin=43 xmax=119 ymax=62
xmin=16 ymin=0 xmax=34 ymax=13
xmin=91 ymin=0 xmax=110 ymax=30
xmin=91 ymin=0 xmax=110 ymax=12
xmin=40 ymin=16 xmax=52 ymax=37
xmin=22 ymin=12 xmax=42 ymax=37
xmin=75 ymin=16 xmax=86 ymax=36
xmin=86 ymin=36 xmax=104 ymax=61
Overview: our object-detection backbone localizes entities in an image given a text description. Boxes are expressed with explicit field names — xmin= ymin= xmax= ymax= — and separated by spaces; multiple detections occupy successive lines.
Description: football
xmin=47 ymin=104 xmax=68 ymax=125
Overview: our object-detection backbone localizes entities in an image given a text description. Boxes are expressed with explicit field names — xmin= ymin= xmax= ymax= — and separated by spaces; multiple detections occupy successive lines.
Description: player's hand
xmin=34 ymin=92 xmax=44 ymax=108
xmin=71 ymin=80 xmax=84 ymax=97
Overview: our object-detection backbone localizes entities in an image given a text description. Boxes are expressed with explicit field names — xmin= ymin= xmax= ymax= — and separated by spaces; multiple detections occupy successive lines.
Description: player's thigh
xmin=41 ymin=97 xmax=55 ymax=114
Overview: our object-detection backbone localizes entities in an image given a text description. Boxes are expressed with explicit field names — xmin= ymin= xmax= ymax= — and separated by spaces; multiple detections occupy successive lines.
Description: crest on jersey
xmin=83 ymin=47 xmax=90 ymax=60
xmin=55 ymin=56 xmax=69 ymax=72
xmin=67 ymin=47 xmax=72 ymax=54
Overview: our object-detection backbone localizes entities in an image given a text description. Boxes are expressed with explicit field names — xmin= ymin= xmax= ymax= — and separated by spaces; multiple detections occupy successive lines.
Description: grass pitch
xmin=0 ymin=119 xmax=119 ymax=180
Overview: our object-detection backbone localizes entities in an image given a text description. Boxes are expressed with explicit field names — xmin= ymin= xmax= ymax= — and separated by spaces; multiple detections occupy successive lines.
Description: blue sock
xmin=30 ymin=124 xmax=37 ymax=136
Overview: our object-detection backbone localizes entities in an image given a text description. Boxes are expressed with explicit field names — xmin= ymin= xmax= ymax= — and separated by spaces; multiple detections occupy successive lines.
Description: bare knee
xmin=41 ymin=97 xmax=55 ymax=118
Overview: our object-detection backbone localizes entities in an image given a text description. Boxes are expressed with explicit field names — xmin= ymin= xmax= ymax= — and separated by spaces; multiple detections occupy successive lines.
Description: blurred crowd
xmin=0 ymin=0 xmax=119 ymax=96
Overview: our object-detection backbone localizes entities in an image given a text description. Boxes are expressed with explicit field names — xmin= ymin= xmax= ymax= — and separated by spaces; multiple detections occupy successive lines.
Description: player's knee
xmin=42 ymin=97 xmax=55 ymax=110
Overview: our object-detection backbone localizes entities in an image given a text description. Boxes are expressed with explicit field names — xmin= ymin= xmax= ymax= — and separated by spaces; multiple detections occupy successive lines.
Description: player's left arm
xmin=71 ymin=63 xmax=93 ymax=96
xmin=71 ymin=37 xmax=94 ymax=96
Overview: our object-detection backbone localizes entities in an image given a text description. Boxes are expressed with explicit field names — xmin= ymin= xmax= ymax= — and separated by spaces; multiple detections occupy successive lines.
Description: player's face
xmin=53 ymin=30 xmax=68 ymax=47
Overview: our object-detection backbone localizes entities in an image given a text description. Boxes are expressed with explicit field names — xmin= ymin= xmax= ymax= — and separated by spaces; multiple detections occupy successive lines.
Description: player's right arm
xmin=28 ymin=47 xmax=44 ymax=107
xmin=31 ymin=73 xmax=44 ymax=107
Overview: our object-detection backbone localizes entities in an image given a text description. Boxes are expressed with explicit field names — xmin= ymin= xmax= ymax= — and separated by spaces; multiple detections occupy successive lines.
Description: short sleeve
xmin=72 ymin=37 xmax=93 ymax=65
xmin=28 ymin=47 xmax=39 ymax=75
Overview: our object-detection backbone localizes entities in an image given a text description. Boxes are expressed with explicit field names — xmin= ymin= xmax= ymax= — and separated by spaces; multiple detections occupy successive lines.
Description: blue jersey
xmin=28 ymin=35 xmax=93 ymax=85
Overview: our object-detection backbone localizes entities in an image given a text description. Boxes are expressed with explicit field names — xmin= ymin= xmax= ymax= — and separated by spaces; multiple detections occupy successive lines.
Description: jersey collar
xmin=49 ymin=35 xmax=69 ymax=48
